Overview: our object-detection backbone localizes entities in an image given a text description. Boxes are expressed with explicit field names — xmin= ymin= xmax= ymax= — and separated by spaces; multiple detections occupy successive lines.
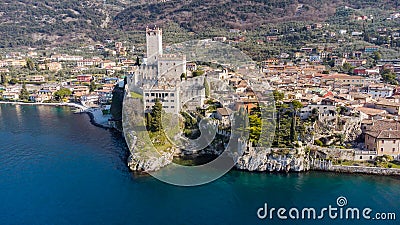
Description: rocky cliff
xmin=236 ymin=147 xmax=311 ymax=172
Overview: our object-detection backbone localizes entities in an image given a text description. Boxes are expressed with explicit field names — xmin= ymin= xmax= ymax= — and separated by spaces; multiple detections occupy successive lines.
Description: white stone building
xmin=131 ymin=26 xmax=205 ymax=114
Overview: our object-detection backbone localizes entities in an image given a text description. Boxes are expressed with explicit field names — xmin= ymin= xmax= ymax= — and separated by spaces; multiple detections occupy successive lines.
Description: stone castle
xmin=131 ymin=26 xmax=205 ymax=114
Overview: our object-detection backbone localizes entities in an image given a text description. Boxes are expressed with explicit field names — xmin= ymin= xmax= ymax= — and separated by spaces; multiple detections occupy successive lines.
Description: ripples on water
xmin=0 ymin=104 xmax=399 ymax=225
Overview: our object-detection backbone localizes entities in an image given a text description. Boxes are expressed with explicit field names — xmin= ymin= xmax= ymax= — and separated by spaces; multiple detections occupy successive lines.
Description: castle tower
xmin=146 ymin=26 xmax=163 ymax=65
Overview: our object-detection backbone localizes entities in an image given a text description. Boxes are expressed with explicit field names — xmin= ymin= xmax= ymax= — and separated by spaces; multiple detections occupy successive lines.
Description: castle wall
xmin=158 ymin=55 xmax=187 ymax=80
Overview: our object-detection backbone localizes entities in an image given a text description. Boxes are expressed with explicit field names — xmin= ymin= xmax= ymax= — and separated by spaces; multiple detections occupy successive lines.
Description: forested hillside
xmin=0 ymin=0 xmax=399 ymax=48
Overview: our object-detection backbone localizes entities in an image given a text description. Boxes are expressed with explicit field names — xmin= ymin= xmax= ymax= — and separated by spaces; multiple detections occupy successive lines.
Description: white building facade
xmin=131 ymin=26 xmax=205 ymax=114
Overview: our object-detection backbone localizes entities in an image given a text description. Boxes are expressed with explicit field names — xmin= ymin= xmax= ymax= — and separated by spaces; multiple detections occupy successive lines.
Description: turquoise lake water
xmin=0 ymin=104 xmax=399 ymax=225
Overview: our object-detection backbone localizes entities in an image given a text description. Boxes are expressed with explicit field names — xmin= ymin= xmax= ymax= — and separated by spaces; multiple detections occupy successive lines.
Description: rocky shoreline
xmin=317 ymin=164 xmax=400 ymax=176
xmin=85 ymin=108 xmax=112 ymax=129
xmin=126 ymin=144 xmax=400 ymax=176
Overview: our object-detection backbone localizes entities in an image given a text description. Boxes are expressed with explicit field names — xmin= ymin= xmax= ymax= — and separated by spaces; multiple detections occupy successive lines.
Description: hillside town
xmin=1 ymin=26 xmax=400 ymax=169
xmin=0 ymin=42 xmax=130 ymax=114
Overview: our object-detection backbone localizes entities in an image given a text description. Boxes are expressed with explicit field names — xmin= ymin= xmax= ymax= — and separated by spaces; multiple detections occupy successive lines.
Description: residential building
xmin=355 ymin=107 xmax=387 ymax=120
xmin=73 ymin=86 xmax=90 ymax=97
xmin=374 ymin=100 xmax=400 ymax=115
xmin=300 ymin=103 xmax=337 ymax=120
xmin=345 ymin=59 xmax=367 ymax=67
xmin=77 ymin=75 xmax=93 ymax=83
xmin=321 ymin=74 xmax=366 ymax=86
xmin=362 ymin=85 xmax=394 ymax=99
xmin=27 ymin=75 xmax=45 ymax=83
xmin=99 ymin=60 xmax=117 ymax=69
xmin=2 ymin=92 xmax=19 ymax=100
xmin=353 ymin=66 xmax=366 ymax=75
xmin=365 ymin=46 xmax=379 ymax=53
xmin=364 ymin=120 xmax=400 ymax=159
xmin=51 ymin=54 xmax=84 ymax=62
xmin=215 ymin=108 xmax=230 ymax=127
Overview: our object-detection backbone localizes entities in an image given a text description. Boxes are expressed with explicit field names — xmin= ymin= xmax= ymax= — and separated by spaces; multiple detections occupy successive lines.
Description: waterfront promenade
xmin=0 ymin=101 xmax=88 ymax=110
xmin=0 ymin=101 xmax=111 ymax=128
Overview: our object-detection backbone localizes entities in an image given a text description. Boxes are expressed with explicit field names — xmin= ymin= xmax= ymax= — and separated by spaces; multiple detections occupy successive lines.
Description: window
xmin=370 ymin=156 xmax=373 ymax=160
xmin=393 ymin=140 xmax=396 ymax=144
xmin=382 ymin=140 xmax=384 ymax=144
xmin=393 ymin=148 xmax=396 ymax=152
xmin=171 ymin=106 xmax=175 ymax=108
xmin=381 ymin=148 xmax=383 ymax=152
xmin=360 ymin=156 xmax=362 ymax=159
xmin=171 ymin=93 xmax=175 ymax=97
xmin=151 ymin=93 xmax=155 ymax=97
xmin=145 ymin=93 xmax=149 ymax=97
xmin=171 ymin=100 xmax=174 ymax=102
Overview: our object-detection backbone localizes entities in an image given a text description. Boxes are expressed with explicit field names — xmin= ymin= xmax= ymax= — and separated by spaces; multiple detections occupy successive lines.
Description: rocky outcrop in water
xmin=125 ymin=134 xmax=175 ymax=172
xmin=128 ymin=151 xmax=174 ymax=172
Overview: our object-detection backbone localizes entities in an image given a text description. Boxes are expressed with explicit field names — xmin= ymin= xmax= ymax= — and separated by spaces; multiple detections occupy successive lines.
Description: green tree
xmin=9 ymin=78 xmax=18 ymax=85
xmin=373 ymin=51 xmax=382 ymax=61
xmin=273 ymin=90 xmax=284 ymax=102
xmin=135 ymin=56 xmax=141 ymax=66
xmin=180 ymin=73 xmax=187 ymax=81
xmin=291 ymin=100 xmax=303 ymax=110
xmin=151 ymin=99 xmax=163 ymax=132
xmin=19 ymin=83 xmax=30 ymax=101
xmin=342 ymin=62 xmax=354 ymax=74
xmin=204 ymin=77 xmax=210 ymax=98
xmin=290 ymin=100 xmax=303 ymax=143
xmin=248 ymin=112 xmax=262 ymax=144
xmin=54 ymin=88 xmax=72 ymax=101
xmin=381 ymin=69 xmax=398 ymax=85
xmin=89 ymin=81 xmax=99 ymax=92
xmin=192 ymin=70 xmax=205 ymax=77
xmin=314 ymin=139 xmax=323 ymax=146
xmin=0 ymin=73 xmax=7 ymax=85
xmin=26 ymin=58 xmax=35 ymax=71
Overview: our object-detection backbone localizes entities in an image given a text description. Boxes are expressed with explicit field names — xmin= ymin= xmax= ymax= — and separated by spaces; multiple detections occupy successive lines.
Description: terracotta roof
xmin=366 ymin=130 xmax=400 ymax=139
xmin=216 ymin=108 xmax=229 ymax=116
xmin=322 ymin=74 xmax=364 ymax=79
xmin=365 ymin=120 xmax=400 ymax=132
xmin=355 ymin=107 xmax=387 ymax=116
xmin=375 ymin=100 xmax=400 ymax=107
xmin=365 ymin=120 xmax=400 ymax=138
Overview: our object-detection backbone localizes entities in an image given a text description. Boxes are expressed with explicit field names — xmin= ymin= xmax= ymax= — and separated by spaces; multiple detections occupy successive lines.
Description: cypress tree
xmin=151 ymin=99 xmax=163 ymax=132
